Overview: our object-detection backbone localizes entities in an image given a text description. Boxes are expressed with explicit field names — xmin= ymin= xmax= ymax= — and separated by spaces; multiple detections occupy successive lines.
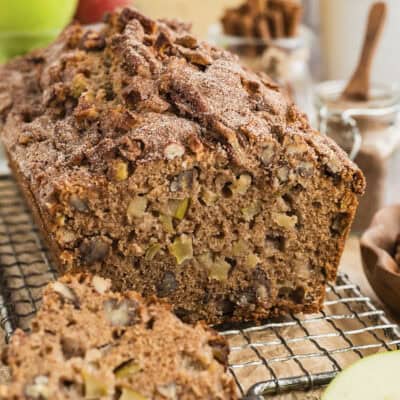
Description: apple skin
xmin=0 ymin=0 xmax=78 ymax=62
xmin=0 ymin=32 xmax=56 ymax=63
xmin=75 ymin=0 xmax=134 ymax=24
xmin=0 ymin=0 xmax=78 ymax=32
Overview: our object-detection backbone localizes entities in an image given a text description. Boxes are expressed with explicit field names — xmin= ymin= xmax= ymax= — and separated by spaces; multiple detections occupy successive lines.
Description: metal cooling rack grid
xmin=0 ymin=174 xmax=399 ymax=397
xmin=222 ymin=274 xmax=400 ymax=396
xmin=0 ymin=175 xmax=57 ymax=336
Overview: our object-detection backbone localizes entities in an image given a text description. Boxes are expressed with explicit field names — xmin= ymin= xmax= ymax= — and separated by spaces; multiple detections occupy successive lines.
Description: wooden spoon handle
xmin=357 ymin=2 xmax=387 ymax=78
xmin=342 ymin=2 xmax=387 ymax=101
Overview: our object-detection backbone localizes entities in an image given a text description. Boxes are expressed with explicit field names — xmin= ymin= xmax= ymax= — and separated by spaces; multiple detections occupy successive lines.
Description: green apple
xmin=323 ymin=351 xmax=400 ymax=400
xmin=0 ymin=0 xmax=77 ymax=62
xmin=0 ymin=0 xmax=77 ymax=32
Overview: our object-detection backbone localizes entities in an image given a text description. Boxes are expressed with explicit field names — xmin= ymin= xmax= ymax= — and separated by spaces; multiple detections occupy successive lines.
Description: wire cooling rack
xmin=0 ymin=174 xmax=400 ymax=398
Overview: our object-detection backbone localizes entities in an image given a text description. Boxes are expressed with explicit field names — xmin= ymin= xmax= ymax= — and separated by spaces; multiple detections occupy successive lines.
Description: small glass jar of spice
xmin=315 ymin=80 xmax=400 ymax=233
xmin=209 ymin=0 xmax=313 ymax=113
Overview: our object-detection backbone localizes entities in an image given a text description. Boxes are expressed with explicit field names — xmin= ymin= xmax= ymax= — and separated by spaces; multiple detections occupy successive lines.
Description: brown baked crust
xmin=0 ymin=274 xmax=238 ymax=399
xmin=6 ymin=151 xmax=65 ymax=270
xmin=0 ymin=8 xmax=365 ymax=324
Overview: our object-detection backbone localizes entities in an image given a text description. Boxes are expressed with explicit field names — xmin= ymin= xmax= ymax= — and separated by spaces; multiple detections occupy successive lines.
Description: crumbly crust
xmin=1 ymin=274 xmax=238 ymax=399
xmin=0 ymin=9 xmax=363 ymax=191
xmin=0 ymin=8 xmax=365 ymax=324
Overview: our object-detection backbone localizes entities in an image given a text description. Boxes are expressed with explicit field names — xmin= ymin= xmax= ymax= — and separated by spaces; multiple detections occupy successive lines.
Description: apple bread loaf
xmin=0 ymin=274 xmax=237 ymax=399
xmin=0 ymin=8 xmax=365 ymax=324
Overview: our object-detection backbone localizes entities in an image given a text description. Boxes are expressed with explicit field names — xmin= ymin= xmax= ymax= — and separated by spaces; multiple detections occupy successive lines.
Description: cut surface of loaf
xmin=0 ymin=8 xmax=365 ymax=324
xmin=0 ymin=274 xmax=237 ymax=399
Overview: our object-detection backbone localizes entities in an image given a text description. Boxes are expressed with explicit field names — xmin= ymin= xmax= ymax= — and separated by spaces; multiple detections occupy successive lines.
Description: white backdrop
xmin=320 ymin=0 xmax=400 ymax=85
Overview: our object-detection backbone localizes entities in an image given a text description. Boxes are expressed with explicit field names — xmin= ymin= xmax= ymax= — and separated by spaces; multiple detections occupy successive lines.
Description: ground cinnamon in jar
xmin=315 ymin=81 xmax=400 ymax=232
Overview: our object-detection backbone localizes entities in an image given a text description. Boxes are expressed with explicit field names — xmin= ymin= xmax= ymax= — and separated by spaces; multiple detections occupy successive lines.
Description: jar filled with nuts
xmin=209 ymin=0 xmax=313 ymax=114
xmin=315 ymin=80 xmax=400 ymax=233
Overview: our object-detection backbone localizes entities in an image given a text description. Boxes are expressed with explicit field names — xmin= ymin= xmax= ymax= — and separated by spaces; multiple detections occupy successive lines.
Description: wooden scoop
xmin=341 ymin=2 xmax=387 ymax=101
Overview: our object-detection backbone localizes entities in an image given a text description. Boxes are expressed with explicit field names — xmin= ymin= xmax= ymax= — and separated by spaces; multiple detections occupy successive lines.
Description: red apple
xmin=75 ymin=0 xmax=133 ymax=24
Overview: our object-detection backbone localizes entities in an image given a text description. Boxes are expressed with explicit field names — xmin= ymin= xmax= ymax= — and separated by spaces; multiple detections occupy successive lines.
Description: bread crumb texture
xmin=0 ymin=274 xmax=238 ymax=399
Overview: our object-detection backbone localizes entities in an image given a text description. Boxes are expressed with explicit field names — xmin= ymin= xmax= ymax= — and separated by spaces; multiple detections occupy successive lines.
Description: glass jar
xmin=209 ymin=23 xmax=314 ymax=115
xmin=314 ymin=80 xmax=400 ymax=233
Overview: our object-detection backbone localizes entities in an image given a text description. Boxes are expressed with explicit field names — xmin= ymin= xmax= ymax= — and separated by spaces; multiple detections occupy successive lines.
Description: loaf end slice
xmin=0 ymin=274 xmax=238 ymax=399
xmin=0 ymin=8 xmax=365 ymax=324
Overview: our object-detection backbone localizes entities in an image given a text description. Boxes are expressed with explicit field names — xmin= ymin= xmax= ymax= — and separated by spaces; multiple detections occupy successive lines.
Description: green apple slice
xmin=323 ymin=351 xmax=400 ymax=400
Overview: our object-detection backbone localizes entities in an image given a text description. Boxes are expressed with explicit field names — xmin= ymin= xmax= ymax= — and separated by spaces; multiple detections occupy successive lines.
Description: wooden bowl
xmin=360 ymin=205 xmax=400 ymax=315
